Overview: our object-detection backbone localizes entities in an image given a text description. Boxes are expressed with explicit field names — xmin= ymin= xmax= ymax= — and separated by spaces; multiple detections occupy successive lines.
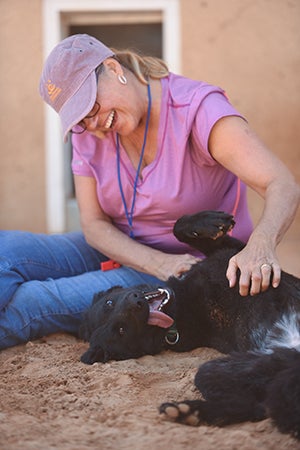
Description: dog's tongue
xmin=147 ymin=310 xmax=174 ymax=329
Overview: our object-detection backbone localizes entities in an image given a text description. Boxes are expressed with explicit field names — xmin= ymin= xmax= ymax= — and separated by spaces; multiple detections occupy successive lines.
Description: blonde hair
xmin=112 ymin=49 xmax=169 ymax=85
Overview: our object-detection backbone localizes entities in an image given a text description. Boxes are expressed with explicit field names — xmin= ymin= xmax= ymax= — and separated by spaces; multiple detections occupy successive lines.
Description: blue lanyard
xmin=116 ymin=83 xmax=152 ymax=239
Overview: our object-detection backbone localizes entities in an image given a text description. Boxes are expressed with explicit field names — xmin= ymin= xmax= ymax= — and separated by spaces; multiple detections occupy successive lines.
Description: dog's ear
xmin=78 ymin=320 xmax=91 ymax=341
xmin=80 ymin=345 xmax=109 ymax=364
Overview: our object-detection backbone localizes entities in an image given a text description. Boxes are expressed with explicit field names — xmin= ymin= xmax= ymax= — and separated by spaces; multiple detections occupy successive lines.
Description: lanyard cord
xmin=116 ymin=82 xmax=152 ymax=239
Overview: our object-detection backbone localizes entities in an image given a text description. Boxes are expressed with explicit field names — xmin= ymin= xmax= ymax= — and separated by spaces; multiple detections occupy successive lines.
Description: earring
xmin=118 ymin=74 xmax=127 ymax=85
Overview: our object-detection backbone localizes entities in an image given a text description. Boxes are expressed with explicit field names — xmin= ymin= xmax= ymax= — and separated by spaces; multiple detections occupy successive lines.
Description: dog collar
xmin=165 ymin=325 xmax=179 ymax=345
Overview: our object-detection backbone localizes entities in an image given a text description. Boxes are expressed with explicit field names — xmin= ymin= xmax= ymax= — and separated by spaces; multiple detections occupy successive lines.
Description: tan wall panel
xmin=0 ymin=0 xmax=45 ymax=231
xmin=181 ymin=0 xmax=300 ymax=222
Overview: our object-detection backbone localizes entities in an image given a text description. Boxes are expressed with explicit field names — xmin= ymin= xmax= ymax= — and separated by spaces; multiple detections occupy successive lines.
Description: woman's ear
xmin=102 ymin=58 xmax=122 ymax=76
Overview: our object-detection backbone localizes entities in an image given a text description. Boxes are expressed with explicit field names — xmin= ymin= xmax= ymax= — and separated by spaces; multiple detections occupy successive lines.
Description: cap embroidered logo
xmin=46 ymin=79 xmax=62 ymax=103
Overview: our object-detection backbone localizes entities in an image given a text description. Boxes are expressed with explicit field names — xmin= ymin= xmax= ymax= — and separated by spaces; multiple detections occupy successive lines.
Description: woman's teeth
xmin=104 ymin=111 xmax=115 ymax=129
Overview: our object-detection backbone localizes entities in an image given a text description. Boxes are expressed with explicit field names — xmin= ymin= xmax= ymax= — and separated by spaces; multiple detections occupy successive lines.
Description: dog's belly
xmin=251 ymin=311 xmax=300 ymax=353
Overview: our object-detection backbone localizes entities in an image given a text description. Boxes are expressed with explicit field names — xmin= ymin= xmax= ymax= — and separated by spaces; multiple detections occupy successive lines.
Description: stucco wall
xmin=180 ymin=0 xmax=300 ymax=232
xmin=0 ymin=1 xmax=299 ymax=271
xmin=0 ymin=0 xmax=45 ymax=231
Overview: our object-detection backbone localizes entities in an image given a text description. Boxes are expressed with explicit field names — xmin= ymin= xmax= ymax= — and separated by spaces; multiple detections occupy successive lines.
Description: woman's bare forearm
xmin=251 ymin=175 xmax=300 ymax=247
xmin=82 ymin=218 xmax=199 ymax=281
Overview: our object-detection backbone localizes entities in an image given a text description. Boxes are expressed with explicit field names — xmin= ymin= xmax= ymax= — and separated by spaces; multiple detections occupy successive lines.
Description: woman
xmin=0 ymin=34 xmax=299 ymax=349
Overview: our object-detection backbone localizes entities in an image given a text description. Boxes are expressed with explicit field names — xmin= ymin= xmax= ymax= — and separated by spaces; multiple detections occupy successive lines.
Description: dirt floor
xmin=0 ymin=333 xmax=298 ymax=450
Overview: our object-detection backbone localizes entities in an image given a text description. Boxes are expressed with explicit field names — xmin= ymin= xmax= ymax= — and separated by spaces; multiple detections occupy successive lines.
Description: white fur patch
xmin=251 ymin=311 xmax=300 ymax=353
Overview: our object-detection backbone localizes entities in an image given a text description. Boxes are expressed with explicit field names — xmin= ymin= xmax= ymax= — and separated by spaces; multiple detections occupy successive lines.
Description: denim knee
xmin=0 ymin=230 xmax=106 ymax=311
xmin=0 ymin=256 xmax=25 ymax=310
xmin=0 ymin=279 xmax=86 ymax=349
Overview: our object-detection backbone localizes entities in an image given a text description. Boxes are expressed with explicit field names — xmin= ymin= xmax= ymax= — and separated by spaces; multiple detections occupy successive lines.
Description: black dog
xmin=79 ymin=211 xmax=300 ymax=440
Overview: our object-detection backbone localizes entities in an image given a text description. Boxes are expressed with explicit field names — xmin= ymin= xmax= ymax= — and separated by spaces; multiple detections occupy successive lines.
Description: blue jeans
xmin=0 ymin=231 xmax=163 ymax=349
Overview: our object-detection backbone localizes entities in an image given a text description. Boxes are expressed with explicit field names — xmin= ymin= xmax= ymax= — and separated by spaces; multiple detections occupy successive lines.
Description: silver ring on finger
xmin=261 ymin=263 xmax=271 ymax=270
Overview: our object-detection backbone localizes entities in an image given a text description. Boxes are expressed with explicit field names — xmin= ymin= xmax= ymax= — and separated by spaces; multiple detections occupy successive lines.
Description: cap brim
xmin=60 ymin=70 xmax=97 ymax=142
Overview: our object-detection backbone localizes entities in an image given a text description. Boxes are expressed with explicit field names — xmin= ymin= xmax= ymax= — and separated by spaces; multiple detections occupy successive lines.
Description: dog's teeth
xmin=144 ymin=289 xmax=170 ymax=309
xmin=158 ymin=297 xmax=170 ymax=311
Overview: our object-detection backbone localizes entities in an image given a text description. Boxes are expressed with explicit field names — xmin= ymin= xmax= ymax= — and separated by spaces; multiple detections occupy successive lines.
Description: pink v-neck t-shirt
xmin=71 ymin=73 xmax=253 ymax=257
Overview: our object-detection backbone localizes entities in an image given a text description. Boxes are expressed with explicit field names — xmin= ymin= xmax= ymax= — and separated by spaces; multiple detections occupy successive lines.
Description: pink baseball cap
xmin=39 ymin=34 xmax=115 ymax=141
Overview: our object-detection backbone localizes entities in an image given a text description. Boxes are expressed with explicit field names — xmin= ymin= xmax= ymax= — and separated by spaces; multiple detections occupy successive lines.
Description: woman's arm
xmin=74 ymin=175 xmax=199 ymax=281
xmin=209 ymin=115 xmax=300 ymax=296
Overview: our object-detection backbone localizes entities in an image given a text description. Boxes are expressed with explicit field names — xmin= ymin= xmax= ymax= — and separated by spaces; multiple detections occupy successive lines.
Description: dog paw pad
xmin=163 ymin=405 xmax=180 ymax=419
xmin=177 ymin=403 xmax=191 ymax=414
xmin=184 ymin=413 xmax=200 ymax=427
xmin=160 ymin=402 xmax=201 ymax=426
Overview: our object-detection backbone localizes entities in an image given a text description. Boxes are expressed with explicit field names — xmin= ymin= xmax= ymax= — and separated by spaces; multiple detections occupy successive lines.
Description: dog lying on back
xmin=79 ymin=211 xmax=300 ymax=440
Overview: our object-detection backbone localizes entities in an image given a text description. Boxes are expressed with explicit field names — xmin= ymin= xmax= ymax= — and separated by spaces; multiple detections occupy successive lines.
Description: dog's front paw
xmin=174 ymin=210 xmax=235 ymax=243
xmin=159 ymin=401 xmax=202 ymax=426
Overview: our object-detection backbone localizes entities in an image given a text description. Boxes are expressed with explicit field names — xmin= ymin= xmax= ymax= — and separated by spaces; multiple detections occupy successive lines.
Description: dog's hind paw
xmin=159 ymin=401 xmax=201 ymax=426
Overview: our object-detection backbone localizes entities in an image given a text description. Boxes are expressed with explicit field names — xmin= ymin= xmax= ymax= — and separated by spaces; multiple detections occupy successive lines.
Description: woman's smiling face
xmin=83 ymin=58 xmax=147 ymax=138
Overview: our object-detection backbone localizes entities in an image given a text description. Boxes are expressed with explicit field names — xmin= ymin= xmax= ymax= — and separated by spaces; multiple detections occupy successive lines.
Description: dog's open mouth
xmin=144 ymin=288 xmax=174 ymax=329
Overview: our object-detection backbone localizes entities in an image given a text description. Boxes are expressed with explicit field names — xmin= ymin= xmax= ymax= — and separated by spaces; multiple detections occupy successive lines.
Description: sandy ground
xmin=0 ymin=238 xmax=299 ymax=450
xmin=0 ymin=333 xmax=299 ymax=450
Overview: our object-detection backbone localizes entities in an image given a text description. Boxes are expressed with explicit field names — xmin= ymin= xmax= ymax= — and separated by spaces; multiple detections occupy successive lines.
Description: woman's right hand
xmin=151 ymin=253 xmax=201 ymax=281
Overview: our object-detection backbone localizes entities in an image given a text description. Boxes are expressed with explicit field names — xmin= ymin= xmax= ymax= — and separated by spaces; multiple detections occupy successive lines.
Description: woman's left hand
xmin=208 ymin=115 xmax=299 ymax=297
xmin=226 ymin=238 xmax=281 ymax=296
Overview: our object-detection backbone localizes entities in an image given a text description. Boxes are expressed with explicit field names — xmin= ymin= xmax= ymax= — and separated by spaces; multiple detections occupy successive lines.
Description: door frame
xmin=41 ymin=0 xmax=181 ymax=233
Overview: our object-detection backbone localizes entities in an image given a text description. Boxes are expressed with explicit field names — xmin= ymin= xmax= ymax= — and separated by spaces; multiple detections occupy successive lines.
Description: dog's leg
xmin=159 ymin=396 xmax=265 ymax=427
xmin=173 ymin=210 xmax=243 ymax=256
xmin=266 ymin=360 xmax=300 ymax=440
xmin=160 ymin=350 xmax=300 ymax=435
xmin=160 ymin=352 xmax=271 ymax=427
